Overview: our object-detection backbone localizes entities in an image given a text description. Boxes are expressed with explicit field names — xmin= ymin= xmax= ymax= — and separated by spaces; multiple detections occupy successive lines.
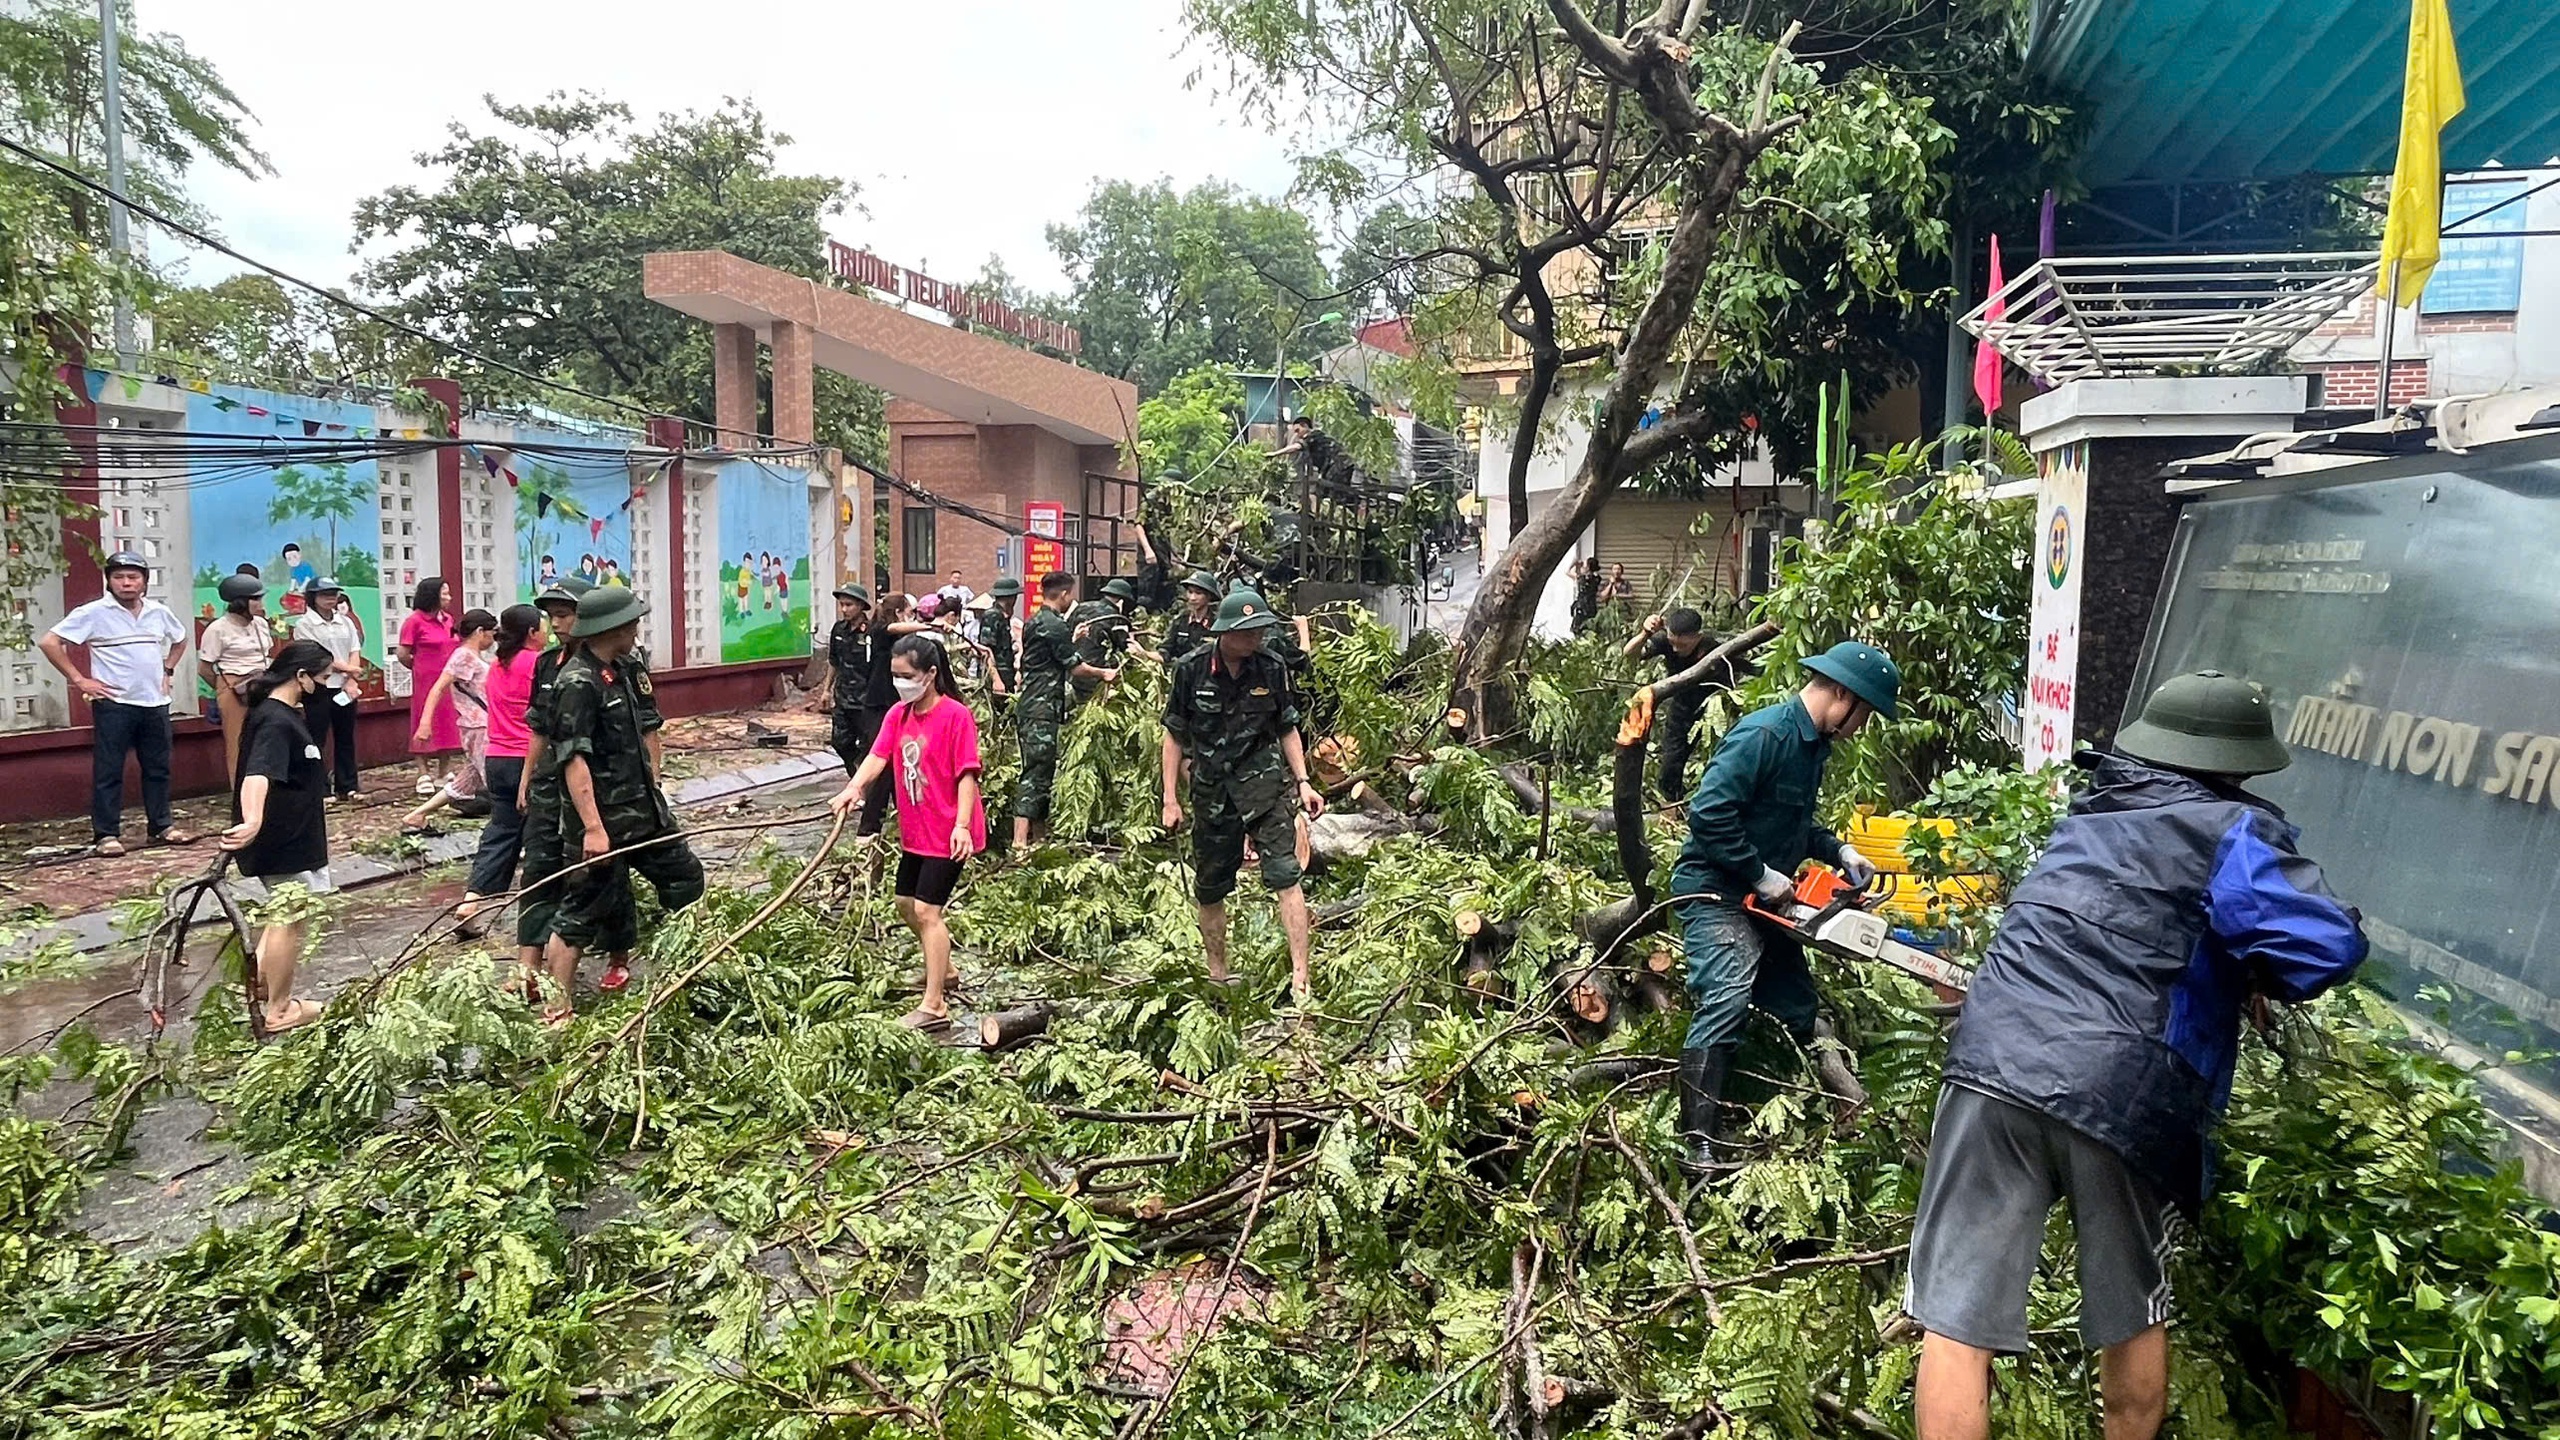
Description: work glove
xmin=1752 ymin=866 xmax=1797 ymax=905
xmin=1837 ymin=850 xmax=1879 ymax=889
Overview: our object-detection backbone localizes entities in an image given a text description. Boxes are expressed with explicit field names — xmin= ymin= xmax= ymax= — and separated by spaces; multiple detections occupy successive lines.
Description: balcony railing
xmin=1961 ymin=251 xmax=2382 ymax=387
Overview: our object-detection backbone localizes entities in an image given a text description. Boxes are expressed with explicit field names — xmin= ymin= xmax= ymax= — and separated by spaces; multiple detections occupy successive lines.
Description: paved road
xmin=1421 ymin=545 xmax=1486 ymax=637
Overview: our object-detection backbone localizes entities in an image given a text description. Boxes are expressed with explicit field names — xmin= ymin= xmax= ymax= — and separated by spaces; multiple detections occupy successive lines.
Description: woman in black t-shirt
xmin=219 ymin=640 xmax=338 ymax=1033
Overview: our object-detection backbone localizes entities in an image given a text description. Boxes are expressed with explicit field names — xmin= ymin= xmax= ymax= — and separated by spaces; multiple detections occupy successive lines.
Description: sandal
xmin=261 ymin=996 xmax=326 ymax=1033
xmin=153 ymin=827 xmax=199 ymax=846
xmin=896 ymin=1007 xmax=952 ymax=1032
xmin=598 ymin=961 xmax=632 ymax=992
xmin=414 ymin=775 xmax=438 ymax=796
xmin=541 ymin=1006 xmax=576 ymax=1029
xmin=93 ymin=837 xmax=126 ymax=857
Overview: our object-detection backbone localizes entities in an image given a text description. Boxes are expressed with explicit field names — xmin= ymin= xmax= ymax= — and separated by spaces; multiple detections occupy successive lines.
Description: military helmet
xmin=1801 ymin=640 xmax=1901 ymax=720
xmin=103 ymin=550 xmax=148 ymax=578
xmin=570 ymin=585 xmax=650 ymax=638
xmin=1179 ymin=570 xmax=1219 ymax=597
xmin=216 ymin=574 xmax=265 ymax=605
xmin=535 ymin=582 xmax=579 ymax=612
xmin=988 ymin=576 xmax=1023 ymax=599
xmin=834 ymin=582 xmax=873 ymax=605
xmin=1101 ymin=577 xmax=1136 ymax=602
xmin=1210 ymin=589 xmax=1281 ymax=634
xmin=2114 ymin=670 xmax=2292 ymax=777
xmin=559 ymin=575 xmax=597 ymax=599
xmin=303 ymin=574 xmax=345 ymax=599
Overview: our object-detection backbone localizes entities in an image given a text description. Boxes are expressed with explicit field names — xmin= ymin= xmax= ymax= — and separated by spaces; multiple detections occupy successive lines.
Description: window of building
xmin=902 ymin=506 xmax=937 ymax=573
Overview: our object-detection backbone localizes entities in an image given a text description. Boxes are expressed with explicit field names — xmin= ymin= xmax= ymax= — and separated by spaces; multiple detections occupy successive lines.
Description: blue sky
xmin=134 ymin=0 xmax=1304 ymax=302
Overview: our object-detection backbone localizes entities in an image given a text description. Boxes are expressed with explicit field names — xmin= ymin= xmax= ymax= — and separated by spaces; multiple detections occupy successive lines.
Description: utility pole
xmin=98 ymin=0 xmax=136 ymax=367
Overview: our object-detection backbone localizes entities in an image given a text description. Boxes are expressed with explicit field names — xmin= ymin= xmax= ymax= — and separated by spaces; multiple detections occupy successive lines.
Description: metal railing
xmin=1961 ymin=251 xmax=2382 ymax=388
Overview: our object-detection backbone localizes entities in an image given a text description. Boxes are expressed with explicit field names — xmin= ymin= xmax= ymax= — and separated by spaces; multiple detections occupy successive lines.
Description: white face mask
xmin=892 ymin=676 xmax=930 ymax=703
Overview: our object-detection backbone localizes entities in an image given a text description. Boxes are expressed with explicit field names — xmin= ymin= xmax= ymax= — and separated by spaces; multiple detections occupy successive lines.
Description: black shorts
xmin=894 ymin=851 xmax=965 ymax=907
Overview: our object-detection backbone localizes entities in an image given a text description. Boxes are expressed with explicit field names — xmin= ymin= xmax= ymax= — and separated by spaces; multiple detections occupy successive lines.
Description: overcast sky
xmin=131 ymin=0 xmax=1305 ymax=299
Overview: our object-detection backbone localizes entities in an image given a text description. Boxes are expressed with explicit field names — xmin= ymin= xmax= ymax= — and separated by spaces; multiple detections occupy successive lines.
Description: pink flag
xmin=590 ymin=518 xmax=607 ymax=541
xmin=1972 ymin=235 xmax=2006 ymax=419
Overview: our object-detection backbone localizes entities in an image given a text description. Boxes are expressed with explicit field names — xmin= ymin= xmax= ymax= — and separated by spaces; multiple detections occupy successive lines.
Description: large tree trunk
xmin=1447 ymin=18 xmax=1804 ymax=743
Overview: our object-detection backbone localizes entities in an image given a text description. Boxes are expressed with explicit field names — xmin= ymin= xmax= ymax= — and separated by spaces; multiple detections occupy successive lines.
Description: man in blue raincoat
xmin=1908 ymin=670 xmax=2367 ymax=1440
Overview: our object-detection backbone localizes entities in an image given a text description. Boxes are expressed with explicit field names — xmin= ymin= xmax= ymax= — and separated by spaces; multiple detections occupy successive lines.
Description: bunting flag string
xmin=120 ymin=376 xmax=144 ymax=400
xmin=535 ymin=492 xmax=554 ymax=519
xmin=589 ymin=517 xmax=607 ymax=541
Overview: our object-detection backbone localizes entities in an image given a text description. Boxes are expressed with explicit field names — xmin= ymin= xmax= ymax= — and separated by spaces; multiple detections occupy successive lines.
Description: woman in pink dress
xmin=397 ymin=576 xmax=461 ymax=794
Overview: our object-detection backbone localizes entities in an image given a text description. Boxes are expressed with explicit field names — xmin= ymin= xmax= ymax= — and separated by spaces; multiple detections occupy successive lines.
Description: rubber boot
xmin=1676 ymin=1046 xmax=1734 ymax=1179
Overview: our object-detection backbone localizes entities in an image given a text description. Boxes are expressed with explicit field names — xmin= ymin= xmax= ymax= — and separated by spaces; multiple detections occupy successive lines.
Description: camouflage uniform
xmin=1012 ymin=606 xmax=1078 ymax=823
xmin=984 ymin=602 xmax=1019 ymax=694
xmin=1067 ymin=599 xmax=1134 ymax=701
xmin=1162 ymin=614 xmax=1212 ymax=666
xmin=1164 ymin=645 xmax=1304 ymax=905
xmin=546 ymin=650 xmax=702 ymax=950
xmin=826 ymin=618 xmax=878 ymax=771
xmin=516 ymin=643 xmax=578 ymax=950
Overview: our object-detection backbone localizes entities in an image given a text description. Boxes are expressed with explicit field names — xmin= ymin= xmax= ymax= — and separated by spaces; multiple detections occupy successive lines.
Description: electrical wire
xmin=1 ymin=137 xmax=1054 ymax=539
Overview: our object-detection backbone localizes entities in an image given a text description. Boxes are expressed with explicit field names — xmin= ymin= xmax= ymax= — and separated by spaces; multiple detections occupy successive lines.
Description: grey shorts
xmin=1905 ymin=1084 xmax=2173 ymax=1352
xmin=261 ymin=868 xmax=337 ymax=896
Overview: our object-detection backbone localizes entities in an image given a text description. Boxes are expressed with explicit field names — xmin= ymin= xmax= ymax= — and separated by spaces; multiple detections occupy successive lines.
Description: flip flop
xmin=541 ymin=1006 xmax=576 ymax=1029
xmin=93 ymin=837 xmax=126 ymax=857
xmin=261 ymin=996 xmax=326 ymax=1033
xmin=896 ymin=1007 xmax=952 ymax=1032
xmin=153 ymin=827 xmax=200 ymax=846
xmin=598 ymin=962 xmax=632 ymax=992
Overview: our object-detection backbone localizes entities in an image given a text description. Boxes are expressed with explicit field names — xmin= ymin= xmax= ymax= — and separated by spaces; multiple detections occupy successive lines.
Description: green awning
xmin=2029 ymin=0 xmax=2560 ymax=186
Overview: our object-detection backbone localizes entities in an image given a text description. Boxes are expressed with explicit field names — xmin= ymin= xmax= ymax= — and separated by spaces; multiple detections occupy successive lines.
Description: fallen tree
xmin=4 ymin=614 xmax=2555 ymax=1440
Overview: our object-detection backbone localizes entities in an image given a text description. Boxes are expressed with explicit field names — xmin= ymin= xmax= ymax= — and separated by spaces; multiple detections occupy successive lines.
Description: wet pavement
xmin=5 ymin=765 xmax=853 ymax=1258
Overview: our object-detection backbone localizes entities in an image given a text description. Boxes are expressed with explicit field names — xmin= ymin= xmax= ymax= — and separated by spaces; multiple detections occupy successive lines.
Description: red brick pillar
xmin=416 ymin=378 xmax=467 ymax=607
xmin=770 ymin=318 xmax=814 ymax=445
xmin=647 ymin=416 xmax=691 ymax=668
xmin=712 ymin=323 xmax=759 ymax=445
xmin=847 ymin=460 xmax=874 ymax=591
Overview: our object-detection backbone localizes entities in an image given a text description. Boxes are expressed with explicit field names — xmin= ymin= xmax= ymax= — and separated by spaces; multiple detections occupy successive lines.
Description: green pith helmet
xmin=570 ymin=585 xmax=649 ymax=638
xmin=216 ymin=574 xmax=265 ymax=605
xmin=1802 ymin=640 xmax=1901 ymax=720
xmin=834 ymin=582 xmax=872 ymax=605
xmin=2114 ymin=670 xmax=2292 ymax=777
xmin=560 ymin=575 xmax=597 ymax=598
xmin=1210 ymin=589 xmax=1280 ymax=634
xmin=1180 ymin=570 xmax=1219 ymax=597
xmin=535 ymin=583 xmax=578 ymax=611
xmin=1101 ymin=577 xmax=1136 ymax=602
xmin=989 ymin=576 xmax=1022 ymax=599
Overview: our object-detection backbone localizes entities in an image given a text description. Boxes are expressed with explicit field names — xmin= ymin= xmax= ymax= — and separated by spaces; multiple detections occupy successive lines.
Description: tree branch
xmin=1615 ymin=408 xmax=1718 ymax=474
xmin=1544 ymin=0 xmax=1638 ymax=83
xmin=1749 ymin=21 xmax=1805 ymax=136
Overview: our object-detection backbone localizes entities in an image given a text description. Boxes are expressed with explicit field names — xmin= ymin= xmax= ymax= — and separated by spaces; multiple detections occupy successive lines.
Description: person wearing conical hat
xmin=1160 ymin=588 xmax=1325 ymax=1001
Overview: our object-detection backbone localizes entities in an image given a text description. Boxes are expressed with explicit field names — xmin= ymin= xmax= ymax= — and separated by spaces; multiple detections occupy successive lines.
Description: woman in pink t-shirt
xmin=456 ymin=605 xmax=543 ymax=938
xmin=829 ymin=632 xmax=985 ymax=1030
xmin=397 ymin=576 xmax=462 ymax=794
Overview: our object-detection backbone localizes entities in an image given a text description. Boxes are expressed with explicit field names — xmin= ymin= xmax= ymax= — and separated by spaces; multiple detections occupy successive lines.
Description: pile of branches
xmin=1 ymin=617 xmax=2555 ymax=1440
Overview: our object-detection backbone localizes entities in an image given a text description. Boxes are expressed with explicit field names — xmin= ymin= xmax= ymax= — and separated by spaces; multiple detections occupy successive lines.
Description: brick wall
xmin=2313 ymin=361 xmax=2431 ymax=411
xmin=2075 ymin=433 xmax=2262 ymax=749
xmin=2416 ymin=311 xmax=2517 ymax=335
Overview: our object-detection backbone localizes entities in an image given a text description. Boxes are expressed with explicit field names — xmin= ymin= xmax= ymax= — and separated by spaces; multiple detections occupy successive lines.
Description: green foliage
xmin=0 ymin=0 xmax=268 ymax=240
xmin=3 ymin=586 xmax=2553 ymax=1440
xmin=0 ymin=159 xmax=122 ymax=647
xmin=1044 ymin=177 xmax=1343 ymax=393
xmin=352 ymin=95 xmax=883 ymax=453
xmin=1738 ymin=447 xmax=2032 ymax=808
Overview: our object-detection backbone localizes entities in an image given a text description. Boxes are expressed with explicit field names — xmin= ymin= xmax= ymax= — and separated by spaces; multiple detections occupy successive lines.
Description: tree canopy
xmin=350 ymin=94 xmax=881 ymax=454
xmin=1044 ymin=177 xmax=1346 ymax=393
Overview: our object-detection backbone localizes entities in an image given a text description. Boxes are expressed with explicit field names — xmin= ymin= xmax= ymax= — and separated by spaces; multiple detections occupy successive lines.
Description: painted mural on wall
xmin=717 ymin=459 xmax=813 ymax=663
xmin=505 ymin=447 xmax=646 ymax=603
xmin=184 ymin=386 xmax=390 ymax=698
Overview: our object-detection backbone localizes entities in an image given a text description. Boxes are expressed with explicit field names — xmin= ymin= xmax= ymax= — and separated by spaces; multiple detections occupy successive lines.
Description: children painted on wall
xmin=735 ymin=551 xmax=754 ymax=619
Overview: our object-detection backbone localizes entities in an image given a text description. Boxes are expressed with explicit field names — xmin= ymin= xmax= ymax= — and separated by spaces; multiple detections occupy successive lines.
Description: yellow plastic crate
xmin=1844 ymin=813 xmax=1956 ymax=876
xmin=1873 ymin=872 xmax=1998 ymax=921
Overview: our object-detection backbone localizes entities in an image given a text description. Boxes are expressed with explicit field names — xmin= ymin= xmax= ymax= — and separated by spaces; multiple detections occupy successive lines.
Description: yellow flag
xmin=2376 ymin=0 xmax=2466 ymax=303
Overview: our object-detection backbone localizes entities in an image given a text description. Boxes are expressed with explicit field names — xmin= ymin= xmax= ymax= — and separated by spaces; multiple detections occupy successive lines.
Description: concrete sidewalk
xmin=1 ymin=749 xmax=842 ymax=962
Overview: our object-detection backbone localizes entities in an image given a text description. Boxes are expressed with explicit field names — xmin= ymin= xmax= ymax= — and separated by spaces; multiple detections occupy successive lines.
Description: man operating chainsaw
xmin=1907 ymin=671 xmax=2367 ymax=1440
xmin=1669 ymin=640 xmax=1900 ymax=1179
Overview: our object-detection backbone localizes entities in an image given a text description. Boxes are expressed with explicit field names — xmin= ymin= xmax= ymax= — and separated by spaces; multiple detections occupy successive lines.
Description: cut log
xmin=1645 ymin=947 xmax=1677 ymax=975
xmin=1494 ymin=761 xmax=1615 ymax=834
xmin=1559 ymin=1055 xmax=1673 ymax=1093
xmin=1305 ymin=812 xmax=1414 ymax=870
xmin=1810 ymin=1018 xmax=1868 ymax=1112
xmin=979 ymin=1003 xmax=1055 ymax=1054
xmin=1631 ymin=971 xmax=1685 ymax=1015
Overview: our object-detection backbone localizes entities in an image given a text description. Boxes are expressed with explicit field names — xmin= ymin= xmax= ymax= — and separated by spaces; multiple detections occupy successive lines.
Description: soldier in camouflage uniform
xmin=1012 ymin=570 xmax=1119 ymax=849
xmin=516 ymin=578 xmax=587 ymax=980
xmin=539 ymin=587 xmax=703 ymax=1020
xmin=1068 ymin=577 xmax=1152 ymax=701
xmin=1162 ymin=571 xmax=1218 ymax=666
xmin=1161 ymin=589 xmax=1326 ymax=999
xmin=825 ymin=583 xmax=877 ymax=772
xmin=982 ymin=576 xmax=1022 ymax=699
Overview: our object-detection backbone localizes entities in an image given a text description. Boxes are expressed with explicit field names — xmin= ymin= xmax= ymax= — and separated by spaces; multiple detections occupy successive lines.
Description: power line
xmin=0 ymin=135 xmax=1052 ymax=540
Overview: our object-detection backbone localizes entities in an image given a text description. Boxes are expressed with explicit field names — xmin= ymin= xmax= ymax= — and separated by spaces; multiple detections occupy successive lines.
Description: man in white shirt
xmin=38 ymin=551 xmax=196 ymax=855
xmin=938 ymin=570 xmax=975 ymax=615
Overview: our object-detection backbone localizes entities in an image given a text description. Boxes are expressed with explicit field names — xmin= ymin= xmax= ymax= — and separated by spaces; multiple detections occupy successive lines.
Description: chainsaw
xmin=1743 ymin=865 xmax=1973 ymax=1001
